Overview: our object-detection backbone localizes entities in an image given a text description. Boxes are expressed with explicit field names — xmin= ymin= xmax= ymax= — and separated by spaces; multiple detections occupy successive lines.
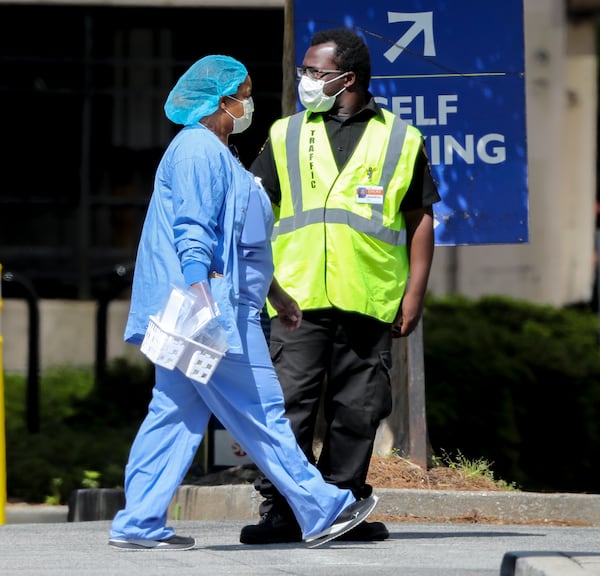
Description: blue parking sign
xmin=294 ymin=1 xmax=528 ymax=245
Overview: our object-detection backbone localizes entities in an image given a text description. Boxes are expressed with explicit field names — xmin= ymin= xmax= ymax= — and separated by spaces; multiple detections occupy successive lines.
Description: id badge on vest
xmin=356 ymin=185 xmax=384 ymax=205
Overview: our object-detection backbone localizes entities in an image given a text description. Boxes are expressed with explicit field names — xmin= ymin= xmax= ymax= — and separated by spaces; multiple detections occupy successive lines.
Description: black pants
xmin=257 ymin=308 xmax=394 ymax=518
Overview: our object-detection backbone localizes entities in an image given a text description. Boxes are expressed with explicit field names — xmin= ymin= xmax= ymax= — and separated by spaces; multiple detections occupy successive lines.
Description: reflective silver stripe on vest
xmin=272 ymin=112 xmax=408 ymax=246
xmin=285 ymin=113 xmax=304 ymax=217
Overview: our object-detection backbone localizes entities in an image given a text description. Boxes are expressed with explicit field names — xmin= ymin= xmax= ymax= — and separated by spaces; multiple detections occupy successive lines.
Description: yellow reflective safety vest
xmin=268 ymin=108 xmax=423 ymax=323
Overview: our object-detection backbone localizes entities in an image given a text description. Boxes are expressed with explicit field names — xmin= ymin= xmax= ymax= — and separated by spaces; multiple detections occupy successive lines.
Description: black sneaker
xmin=304 ymin=495 xmax=379 ymax=548
xmin=108 ymin=535 xmax=196 ymax=550
xmin=336 ymin=520 xmax=389 ymax=541
xmin=239 ymin=510 xmax=303 ymax=544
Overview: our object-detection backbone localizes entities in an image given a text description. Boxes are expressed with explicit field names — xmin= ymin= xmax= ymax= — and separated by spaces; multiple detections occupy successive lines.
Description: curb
xmin=5 ymin=504 xmax=68 ymax=524
xmin=168 ymin=485 xmax=600 ymax=526
xmin=6 ymin=486 xmax=600 ymax=527
xmin=501 ymin=551 xmax=600 ymax=576
xmin=376 ymin=488 xmax=600 ymax=525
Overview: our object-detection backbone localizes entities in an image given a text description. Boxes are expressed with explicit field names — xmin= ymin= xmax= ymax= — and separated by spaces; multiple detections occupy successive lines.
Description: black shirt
xmin=250 ymin=97 xmax=440 ymax=210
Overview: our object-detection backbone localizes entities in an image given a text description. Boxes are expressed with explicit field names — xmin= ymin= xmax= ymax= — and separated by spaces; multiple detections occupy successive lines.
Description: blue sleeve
xmin=168 ymin=132 xmax=229 ymax=285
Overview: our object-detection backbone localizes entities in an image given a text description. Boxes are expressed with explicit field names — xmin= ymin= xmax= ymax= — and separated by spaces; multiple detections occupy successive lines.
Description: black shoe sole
xmin=239 ymin=531 xmax=303 ymax=545
xmin=335 ymin=520 xmax=389 ymax=541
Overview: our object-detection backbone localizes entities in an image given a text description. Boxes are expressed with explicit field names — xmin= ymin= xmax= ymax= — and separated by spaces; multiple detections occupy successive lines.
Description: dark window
xmin=0 ymin=4 xmax=284 ymax=298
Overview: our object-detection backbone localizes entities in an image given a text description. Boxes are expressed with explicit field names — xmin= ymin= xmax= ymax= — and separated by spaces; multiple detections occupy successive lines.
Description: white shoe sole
xmin=108 ymin=537 xmax=196 ymax=550
xmin=305 ymin=495 xmax=379 ymax=548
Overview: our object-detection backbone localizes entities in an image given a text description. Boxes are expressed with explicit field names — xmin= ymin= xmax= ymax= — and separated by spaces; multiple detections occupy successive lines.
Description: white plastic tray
xmin=140 ymin=315 xmax=224 ymax=384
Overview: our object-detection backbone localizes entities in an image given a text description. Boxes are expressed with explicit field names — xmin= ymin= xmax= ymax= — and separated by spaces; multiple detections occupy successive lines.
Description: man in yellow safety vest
xmin=241 ymin=28 xmax=440 ymax=544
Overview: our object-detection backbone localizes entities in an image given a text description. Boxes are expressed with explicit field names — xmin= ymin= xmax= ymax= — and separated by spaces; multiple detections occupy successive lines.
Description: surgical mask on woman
xmin=298 ymin=73 xmax=348 ymax=113
xmin=225 ymin=96 xmax=254 ymax=134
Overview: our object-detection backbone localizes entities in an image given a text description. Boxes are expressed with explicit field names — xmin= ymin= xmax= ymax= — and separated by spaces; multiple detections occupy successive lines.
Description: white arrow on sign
xmin=384 ymin=11 xmax=436 ymax=63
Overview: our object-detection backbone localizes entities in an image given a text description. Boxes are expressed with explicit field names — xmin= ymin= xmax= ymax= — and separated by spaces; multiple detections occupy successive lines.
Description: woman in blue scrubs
xmin=108 ymin=55 xmax=377 ymax=551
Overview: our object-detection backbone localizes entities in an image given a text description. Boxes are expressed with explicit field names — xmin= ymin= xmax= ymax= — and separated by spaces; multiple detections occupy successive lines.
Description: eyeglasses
xmin=296 ymin=66 xmax=343 ymax=80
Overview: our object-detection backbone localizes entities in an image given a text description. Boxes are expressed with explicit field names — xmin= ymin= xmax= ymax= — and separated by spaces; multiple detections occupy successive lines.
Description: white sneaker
xmin=304 ymin=495 xmax=379 ymax=548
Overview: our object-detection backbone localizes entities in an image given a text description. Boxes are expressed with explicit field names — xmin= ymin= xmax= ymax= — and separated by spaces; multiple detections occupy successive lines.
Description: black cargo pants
xmin=255 ymin=307 xmax=394 ymax=518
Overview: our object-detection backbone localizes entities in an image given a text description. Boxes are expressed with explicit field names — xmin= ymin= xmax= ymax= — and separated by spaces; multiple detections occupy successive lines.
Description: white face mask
xmin=224 ymin=96 xmax=254 ymax=134
xmin=298 ymin=73 xmax=347 ymax=113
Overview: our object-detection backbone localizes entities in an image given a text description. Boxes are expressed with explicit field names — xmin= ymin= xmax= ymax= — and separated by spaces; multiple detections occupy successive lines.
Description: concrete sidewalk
xmin=4 ymin=485 xmax=600 ymax=575
xmin=1 ymin=517 xmax=599 ymax=576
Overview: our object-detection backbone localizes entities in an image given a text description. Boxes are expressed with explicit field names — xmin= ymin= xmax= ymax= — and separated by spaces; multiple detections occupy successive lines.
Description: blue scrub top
xmin=238 ymin=182 xmax=275 ymax=310
xmin=124 ymin=123 xmax=274 ymax=354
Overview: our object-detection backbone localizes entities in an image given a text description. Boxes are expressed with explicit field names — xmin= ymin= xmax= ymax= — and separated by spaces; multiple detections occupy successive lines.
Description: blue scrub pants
xmin=110 ymin=305 xmax=355 ymax=541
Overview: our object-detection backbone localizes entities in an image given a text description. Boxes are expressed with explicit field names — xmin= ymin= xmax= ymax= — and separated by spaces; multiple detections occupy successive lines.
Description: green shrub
xmin=4 ymin=366 xmax=93 ymax=431
xmin=4 ymin=360 xmax=153 ymax=503
xmin=423 ymin=295 xmax=600 ymax=493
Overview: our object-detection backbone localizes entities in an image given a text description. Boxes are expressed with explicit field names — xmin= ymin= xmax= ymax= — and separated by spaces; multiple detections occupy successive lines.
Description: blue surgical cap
xmin=164 ymin=55 xmax=248 ymax=126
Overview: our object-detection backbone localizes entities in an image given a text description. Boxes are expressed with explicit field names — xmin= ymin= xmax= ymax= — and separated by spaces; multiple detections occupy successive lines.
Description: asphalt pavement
xmin=2 ymin=486 xmax=600 ymax=576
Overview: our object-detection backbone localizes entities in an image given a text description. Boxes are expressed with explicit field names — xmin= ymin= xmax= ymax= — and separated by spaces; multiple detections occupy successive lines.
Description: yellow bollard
xmin=0 ymin=263 xmax=6 ymax=525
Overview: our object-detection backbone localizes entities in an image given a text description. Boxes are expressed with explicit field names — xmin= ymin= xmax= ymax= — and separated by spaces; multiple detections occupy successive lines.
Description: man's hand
xmin=267 ymin=278 xmax=302 ymax=331
xmin=392 ymin=292 xmax=423 ymax=338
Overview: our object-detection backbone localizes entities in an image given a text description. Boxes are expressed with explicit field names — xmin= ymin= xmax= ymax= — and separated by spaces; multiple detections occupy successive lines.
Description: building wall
xmin=1 ymin=299 xmax=142 ymax=374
